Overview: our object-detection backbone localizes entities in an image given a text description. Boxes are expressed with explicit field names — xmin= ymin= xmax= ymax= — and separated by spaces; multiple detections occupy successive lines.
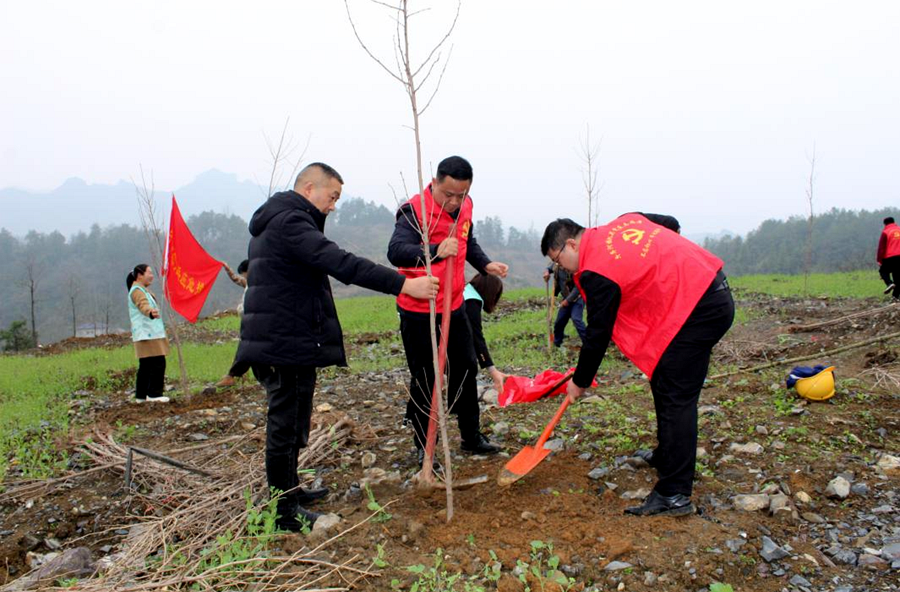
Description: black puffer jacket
xmin=236 ymin=191 xmax=406 ymax=367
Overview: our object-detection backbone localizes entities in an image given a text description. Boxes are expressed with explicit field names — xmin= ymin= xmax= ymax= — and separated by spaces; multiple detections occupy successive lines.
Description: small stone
xmin=603 ymin=560 xmax=633 ymax=571
xmin=801 ymin=512 xmax=826 ymax=523
xmin=361 ymin=451 xmax=376 ymax=468
xmin=759 ymin=536 xmax=789 ymax=562
xmin=732 ymin=494 xmax=769 ymax=512
xmin=44 ymin=538 xmax=62 ymax=550
xmin=696 ymin=447 xmax=707 ymax=459
xmin=578 ymin=452 xmax=592 ymax=461
xmin=491 ymin=421 xmax=509 ymax=436
xmin=698 ymin=405 xmax=723 ymax=415
xmin=872 ymin=504 xmax=894 ymax=513
xmin=482 ymin=389 xmax=499 ymax=405
xmin=588 ymin=467 xmax=609 ymax=480
xmin=882 ymin=542 xmax=900 ymax=562
xmin=240 ymin=422 xmax=256 ymax=431
xmin=790 ymin=406 xmax=806 ymax=415
xmin=825 ymin=476 xmax=851 ymax=499
xmin=876 ymin=453 xmax=900 ymax=476
xmin=311 ymin=513 xmax=341 ymax=533
xmin=857 ymin=553 xmax=887 ymax=569
xmin=543 ymin=438 xmax=564 ymax=452
xmin=850 ymin=482 xmax=869 ymax=496
xmin=831 ymin=548 xmax=857 ymax=566
xmin=642 ymin=571 xmax=657 ymax=586
xmin=620 ymin=488 xmax=651 ymax=500
xmin=755 ymin=425 xmax=769 ymax=436
xmin=729 ymin=442 xmax=764 ymax=455
xmin=617 ymin=583 xmax=625 ymax=591
xmin=521 ymin=511 xmax=536 ymax=521
xmin=343 ymin=484 xmax=363 ymax=502
xmin=789 ymin=574 xmax=812 ymax=587
xmin=795 ymin=491 xmax=812 ymax=504
xmin=772 ymin=440 xmax=786 ymax=450
xmin=315 ymin=403 xmax=333 ymax=412
xmin=604 ymin=481 xmax=618 ymax=491
xmin=188 ymin=433 xmax=209 ymax=442
xmin=768 ymin=493 xmax=790 ymax=515
xmin=725 ymin=538 xmax=746 ymax=552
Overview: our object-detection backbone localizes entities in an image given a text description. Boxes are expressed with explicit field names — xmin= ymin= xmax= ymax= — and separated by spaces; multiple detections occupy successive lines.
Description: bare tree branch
xmin=345 ymin=0 xmax=406 ymax=84
xmin=411 ymin=0 xmax=461 ymax=78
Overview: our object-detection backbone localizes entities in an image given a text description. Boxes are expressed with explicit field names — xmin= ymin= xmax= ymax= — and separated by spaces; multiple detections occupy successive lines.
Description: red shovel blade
xmin=497 ymin=387 xmax=572 ymax=486
xmin=497 ymin=444 xmax=553 ymax=486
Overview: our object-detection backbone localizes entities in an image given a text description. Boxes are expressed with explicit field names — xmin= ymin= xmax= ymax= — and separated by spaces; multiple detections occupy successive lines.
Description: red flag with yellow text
xmin=164 ymin=195 xmax=223 ymax=323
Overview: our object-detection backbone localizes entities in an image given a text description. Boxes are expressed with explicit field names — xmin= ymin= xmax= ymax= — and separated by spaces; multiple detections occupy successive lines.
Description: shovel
xmin=497 ymin=372 xmax=574 ymax=486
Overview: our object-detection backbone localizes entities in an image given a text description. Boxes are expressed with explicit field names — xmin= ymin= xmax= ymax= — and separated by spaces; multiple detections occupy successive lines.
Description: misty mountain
xmin=1 ymin=170 xmax=266 ymax=236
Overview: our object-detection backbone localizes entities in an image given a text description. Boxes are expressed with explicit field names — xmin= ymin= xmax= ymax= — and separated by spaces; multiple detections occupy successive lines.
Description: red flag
xmin=498 ymin=368 xmax=598 ymax=407
xmin=164 ymin=195 xmax=223 ymax=323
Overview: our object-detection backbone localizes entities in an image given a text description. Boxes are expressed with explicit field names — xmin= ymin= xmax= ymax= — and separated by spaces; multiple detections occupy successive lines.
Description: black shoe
xmin=624 ymin=490 xmax=695 ymax=517
xmin=295 ymin=486 xmax=329 ymax=506
xmin=461 ymin=433 xmax=501 ymax=455
xmin=276 ymin=505 xmax=321 ymax=532
xmin=627 ymin=449 xmax=655 ymax=468
xmin=885 ymin=283 xmax=896 ymax=295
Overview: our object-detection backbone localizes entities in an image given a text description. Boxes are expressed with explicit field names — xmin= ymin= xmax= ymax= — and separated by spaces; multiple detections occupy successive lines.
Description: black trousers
xmin=252 ymin=365 xmax=316 ymax=513
xmin=399 ymin=307 xmax=481 ymax=450
xmin=879 ymin=256 xmax=900 ymax=299
xmin=135 ymin=355 xmax=166 ymax=399
xmin=648 ymin=279 xmax=735 ymax=497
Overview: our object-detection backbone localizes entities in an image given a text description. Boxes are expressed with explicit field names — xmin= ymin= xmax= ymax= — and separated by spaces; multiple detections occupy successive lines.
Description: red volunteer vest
xmin=881 ymin=223 xmax=900 ymax=261
xmin=396 ymin=186 xmax=473 ymax=313
xmin=575 ymin=214 xmax=724 ymax=378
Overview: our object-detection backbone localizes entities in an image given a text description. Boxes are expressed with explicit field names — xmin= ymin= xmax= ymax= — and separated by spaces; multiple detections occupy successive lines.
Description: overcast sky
xmin=2 ymin=1 xmax=898 ymax=235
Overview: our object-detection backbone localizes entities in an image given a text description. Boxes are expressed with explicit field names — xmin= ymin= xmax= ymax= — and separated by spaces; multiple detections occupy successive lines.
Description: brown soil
xmin=1 ymin=292 xmax=898 ymax=591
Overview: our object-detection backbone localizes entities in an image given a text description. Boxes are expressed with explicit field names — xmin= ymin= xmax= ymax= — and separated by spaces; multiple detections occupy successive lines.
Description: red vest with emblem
xmin=880 ymin=223 xmax=900 ymax=261
xmin=396 ymin=186 xmax=473 ymax=313
xmin=575 ymin=214 xmax=724 ymax=378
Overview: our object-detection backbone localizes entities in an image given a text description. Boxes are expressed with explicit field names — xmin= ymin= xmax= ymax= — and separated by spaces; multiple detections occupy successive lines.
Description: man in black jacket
xmin=236 ymin=162 xmax=438 ymax=532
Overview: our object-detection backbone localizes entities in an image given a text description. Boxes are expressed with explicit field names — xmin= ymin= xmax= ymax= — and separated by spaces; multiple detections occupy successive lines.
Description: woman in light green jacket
xmin=126 ymin=264 xmax=170 ymax=403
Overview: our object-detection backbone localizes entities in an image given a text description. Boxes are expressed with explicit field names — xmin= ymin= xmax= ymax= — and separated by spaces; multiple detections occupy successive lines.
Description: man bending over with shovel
xmin=541 ymin=215 xmax=734 ymax=517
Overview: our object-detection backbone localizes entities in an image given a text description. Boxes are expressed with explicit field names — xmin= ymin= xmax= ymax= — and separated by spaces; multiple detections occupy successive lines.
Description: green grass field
xmin=730 ymin=271 xmax=882 ymax=299
xmin=0 ymin=271 xmax=882 ymax=482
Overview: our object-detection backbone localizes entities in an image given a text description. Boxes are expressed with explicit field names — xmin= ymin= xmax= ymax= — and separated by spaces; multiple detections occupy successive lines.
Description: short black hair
xmin=237 ymin=259 xmax=249 ymax=275
xmin=885 ymin=217 xmax=895 ymax=225
xmin=436 ymin=156 xmax=473 ymax=182
xmin=296 ymin=162 xmax=344 ymax=186
xmin=541 ymin=219 xmax=585 ymax=256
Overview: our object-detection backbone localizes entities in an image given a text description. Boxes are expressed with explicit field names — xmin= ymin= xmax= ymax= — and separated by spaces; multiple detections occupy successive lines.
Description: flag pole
xmin=163 ymin=195 xmax=190 ymax=396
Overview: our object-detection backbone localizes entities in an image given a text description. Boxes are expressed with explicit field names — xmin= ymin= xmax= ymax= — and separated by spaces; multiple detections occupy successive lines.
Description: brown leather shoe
xmin=215 ymin=375 xmax=236 ymax=388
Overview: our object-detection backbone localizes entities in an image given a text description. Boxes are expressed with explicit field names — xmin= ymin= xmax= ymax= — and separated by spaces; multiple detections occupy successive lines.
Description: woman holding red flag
xmin=126 ymin=264 xmax=170 ymax=404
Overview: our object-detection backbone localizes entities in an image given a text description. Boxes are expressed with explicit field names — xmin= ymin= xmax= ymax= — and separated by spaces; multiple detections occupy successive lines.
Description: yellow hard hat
xmin=794 ymin=366 xmax=836 ymax=401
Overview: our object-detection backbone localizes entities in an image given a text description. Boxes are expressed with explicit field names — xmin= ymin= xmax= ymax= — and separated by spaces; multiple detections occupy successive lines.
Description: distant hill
xmin=703 ymin=207 xmax=893 ymax=275
xmin=0 ymin=170 xmax=266 ymax=236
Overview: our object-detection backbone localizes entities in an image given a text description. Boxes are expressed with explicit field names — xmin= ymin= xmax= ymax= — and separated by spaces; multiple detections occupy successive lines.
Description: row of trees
xmin=703 ymin=207 xmax=892 ymax=275
xmin=0 ymin=199 xmax=548 ymax=349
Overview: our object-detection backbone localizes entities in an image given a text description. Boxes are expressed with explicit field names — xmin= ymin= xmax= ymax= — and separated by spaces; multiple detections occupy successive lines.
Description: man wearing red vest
xmin=541 ymin=215 xmax=734 ymax=517
xmin=388 ymin=156 xmax=509 ymax=466
xmin=877 ymin=216 xmax=900 ymax=301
